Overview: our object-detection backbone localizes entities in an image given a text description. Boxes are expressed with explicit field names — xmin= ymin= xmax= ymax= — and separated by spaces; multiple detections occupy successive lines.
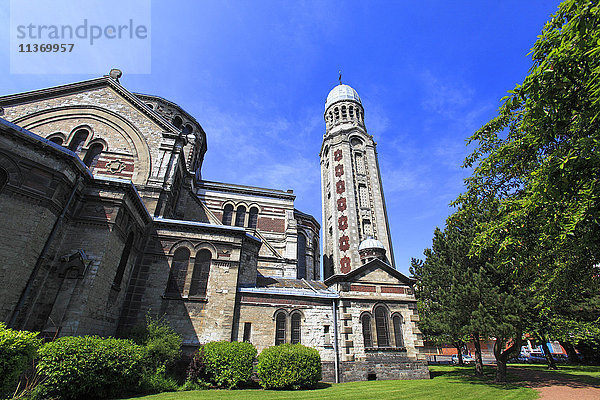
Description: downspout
xmin=332 ymin=298 xmax=340 ymax=384
xmin=8 ymin=175 xmax=82 ymax=329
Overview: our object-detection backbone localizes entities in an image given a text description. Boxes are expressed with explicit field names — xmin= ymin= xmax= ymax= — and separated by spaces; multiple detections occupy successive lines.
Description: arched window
xmin=235 ymin=205 xmax=246 ymax=227
xmin=222 ymin=204 xmax=234 ymax=225
xmin=291 ymin=313 xmax=301 ymax=344
xmin=166 ymin=248 xmax=190 ymax=296
xmin=189 ymin=249 xmax=211 ymax=297
xmin=48 ymin=134 xmax=64 ymax=145
xmin=275 ymin=312 xmax=286 ymax=345
xmin=248 ymin=207 xmax=259 ymax=229
xmin=362 ymin=313 xmax=373 ymax=348
xmin=172 ymin=115 xmax=183 ymax=129
xmin=393 ymin=314 xmax=404 ymax=347
xmin=0 ymin=168 xmax=8 ymax=192
xmin=183 ymin=124 xmax=194 ymax=134
xmin=313 ymin=237 xmax=319 ymax=279
xmin=349 ymin=105 xmax=354 ymax=118
xmin=83 ymin=143 xmax=104 ymax=169
xmin=341 ymin=105 xmax=347 ymax=119
xmin=68 ymin=129 xmax=89 ymax=153
xmin=113 ymin=232 xmax=134 ymax=289
xmin=374 ymin=306 xmax=390 ymax=347
xmin=334 ymin=107 xmax=340 ymax=121
xmin=297 ymin=233 xmax=306 ymax=279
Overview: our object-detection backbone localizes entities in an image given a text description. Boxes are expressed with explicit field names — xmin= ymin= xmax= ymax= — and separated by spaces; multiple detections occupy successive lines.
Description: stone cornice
xmin=0 ymin=76 xmax=181 ymax=137
xmin=198 ymin=180 xmax=296 ymax=200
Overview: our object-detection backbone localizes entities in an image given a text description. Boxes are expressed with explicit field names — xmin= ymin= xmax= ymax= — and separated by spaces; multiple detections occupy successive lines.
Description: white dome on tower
xmin=325 ymin=84 xmax=361 ymax=111
xmin=358 ymin=237 xmax=385 ymax=251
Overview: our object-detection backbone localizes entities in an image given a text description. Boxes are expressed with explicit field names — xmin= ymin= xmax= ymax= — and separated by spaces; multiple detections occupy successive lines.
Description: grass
xmin=509 ymin=363 xmax=600 ymax=385
xmin=122 ymin=366 xmax=538 ymax=400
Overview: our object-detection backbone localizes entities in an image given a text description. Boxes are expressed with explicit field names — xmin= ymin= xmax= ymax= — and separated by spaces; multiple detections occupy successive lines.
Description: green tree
xmin=456 ymin=0 xmax=600 ymax=372
xmin=460 ymin=0 xmax=600 ymax=303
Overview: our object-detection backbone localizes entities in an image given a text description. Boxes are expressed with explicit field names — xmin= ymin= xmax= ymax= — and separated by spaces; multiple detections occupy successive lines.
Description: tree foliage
xmin=453 ymin=0 xmax=600 ymax=366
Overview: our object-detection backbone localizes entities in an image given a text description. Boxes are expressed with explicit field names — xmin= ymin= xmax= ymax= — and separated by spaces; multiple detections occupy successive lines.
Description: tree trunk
xmin=455 ymin=342 xmax=464 ymax=366
xmin=493 ymin=331 xmax=522 ymax=383
xmin=496 ymin=358 xmax=507 ymax=382
xmin=537 ymin=333 xmax=557 ymax=370
xmin=560 ymin=340 xmax=579 ymax=364
xmin=472 ymin=332 xmax=484 ymax=376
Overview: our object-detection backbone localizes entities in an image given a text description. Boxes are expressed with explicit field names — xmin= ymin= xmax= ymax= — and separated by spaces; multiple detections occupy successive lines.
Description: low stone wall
xmin=322 ymin=353 xmax=430 ymax=382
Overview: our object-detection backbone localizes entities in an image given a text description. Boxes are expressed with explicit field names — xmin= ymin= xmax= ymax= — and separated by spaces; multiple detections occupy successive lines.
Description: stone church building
xmin=0 ymin=72 xmax=428 ymax=381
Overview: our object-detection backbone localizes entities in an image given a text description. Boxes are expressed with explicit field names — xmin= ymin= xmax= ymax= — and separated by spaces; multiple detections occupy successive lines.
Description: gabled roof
xmin=324 ymin=258 xmax=415 ymax=286
xmin=0 ymin=75 xmax=182 ymax=137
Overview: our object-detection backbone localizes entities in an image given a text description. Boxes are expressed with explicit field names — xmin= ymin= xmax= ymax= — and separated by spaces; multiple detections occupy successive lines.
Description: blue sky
xmin=1 ymin=1 xmax=561 ymax=275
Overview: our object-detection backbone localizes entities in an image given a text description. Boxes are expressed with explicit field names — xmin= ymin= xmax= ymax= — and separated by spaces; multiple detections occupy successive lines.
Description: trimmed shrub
xmin=188 ymin=341 xmax=257 ymax=389
xmin=257 ymin=344 xmax=322 ymax=389
xmin=0 ymin=323 xmax=41 ymax=397
xmin=129 ymin=315 xmax=182 ymax=370
xmin=37 ymin=336 xmax=145 ymax=399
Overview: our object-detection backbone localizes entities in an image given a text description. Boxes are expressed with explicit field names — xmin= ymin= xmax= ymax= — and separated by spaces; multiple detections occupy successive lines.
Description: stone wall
xmin=322 ymin=357 xmax=429 ymax=382
xmin=235 ymin=292 xmax=336 ymax=361
xmin=118 ymin=220 xmax=260 ymax=346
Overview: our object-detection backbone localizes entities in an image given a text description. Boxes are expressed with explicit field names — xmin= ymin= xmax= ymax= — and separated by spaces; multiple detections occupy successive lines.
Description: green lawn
xmin=509 ymin=363 xmax=600 ymax=385
xmin=122 ymin=366 xmax=537 ymax=400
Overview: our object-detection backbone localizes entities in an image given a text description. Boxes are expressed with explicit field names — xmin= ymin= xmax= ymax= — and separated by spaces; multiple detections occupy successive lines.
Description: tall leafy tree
xmin=460 ymin=0 xmax=600 ymax=294
xmin=455 ymin=0 xmax=600 ymax=368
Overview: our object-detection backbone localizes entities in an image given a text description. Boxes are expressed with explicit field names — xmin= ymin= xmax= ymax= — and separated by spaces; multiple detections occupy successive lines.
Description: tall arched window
xmin=183 ymin=123 xmax=193 ymax=134
xmin=113 ymin=232 xmax=134 ymax=289
xmin=68 ymin=129 xmax=89 ymax=153
xmin=222 ymin=204 xmax=234 ymax=225
xmin=248 ymin=207 xmax=259 ymax=229
xmin=362 ymin=313 xmax=373 ymax=348
xmin=291 ymin=313 xmax=301 ymax=344
xmin=166 ymin=248 xmax=190 ymax=296
xmin=0 ymin=168 xmax=8 ymax=192
xmin=392 ymin=314 xmax=404 ymax=347
xmin=313 ymin=237 xmax=319 ymax=279
xmin=83 ymin=143 xmax=104 ymax=169
xmin=235 ymin=205 xmax=246 ymax=227
xmin=189 ymin=249 xmax=211 ymax=297
xmin=297 ymin=233 xmax=307 ymax=279
xmin=374 ymin=306 xmax=390 ymax=347
xmin=275 ymin=312 xmax=286 ymax=345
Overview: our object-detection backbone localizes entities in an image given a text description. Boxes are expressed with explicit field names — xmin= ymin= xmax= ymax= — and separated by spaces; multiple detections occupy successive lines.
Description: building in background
xmin=0 ymin=72 xmax=427 ymax=381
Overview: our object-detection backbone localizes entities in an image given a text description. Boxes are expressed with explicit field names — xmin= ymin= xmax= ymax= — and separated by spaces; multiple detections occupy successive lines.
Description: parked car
xmin=452 ymin=354 xmax=474 ymax=364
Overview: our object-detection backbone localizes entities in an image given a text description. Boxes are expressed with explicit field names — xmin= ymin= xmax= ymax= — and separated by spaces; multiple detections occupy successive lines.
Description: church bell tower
xmin=320 ymin=82 xmax=395 ymax=279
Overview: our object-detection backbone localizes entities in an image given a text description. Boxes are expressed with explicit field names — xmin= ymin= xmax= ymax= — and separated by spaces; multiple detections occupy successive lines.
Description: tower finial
xmin=338 ymin=70 xmax=342 ymax=85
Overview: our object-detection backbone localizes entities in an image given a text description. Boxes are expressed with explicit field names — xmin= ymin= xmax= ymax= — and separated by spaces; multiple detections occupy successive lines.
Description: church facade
xmin=0 ymin=72 xmax=428 ymax=382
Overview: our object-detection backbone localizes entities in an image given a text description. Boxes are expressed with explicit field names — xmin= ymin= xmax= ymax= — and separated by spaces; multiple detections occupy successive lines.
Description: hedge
xmin=0 ymin=323 xmax=41 ymax=397
xmin=37 ymin=336 xmax=145 ymax=399
xmin=257 ymin=344 xmax=321 ymax=389
xmin=188 ymin=341 xmax=257 ymax=388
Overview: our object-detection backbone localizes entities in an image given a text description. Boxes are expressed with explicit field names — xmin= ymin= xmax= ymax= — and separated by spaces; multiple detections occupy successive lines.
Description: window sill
xmin=162 ymin=294 xmax=208 ymax=302
xmin=365 ymin=347 xmax=406 ymax=352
